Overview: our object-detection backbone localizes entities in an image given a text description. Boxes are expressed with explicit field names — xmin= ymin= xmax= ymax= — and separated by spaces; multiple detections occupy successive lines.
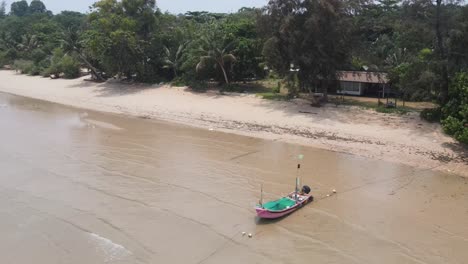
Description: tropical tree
xmin=10 ymin=0 xmax=28 ymax=17
xmin=162 ymin=41 xmax=189 ymax=78
xmin=441 ymin=72 xmax=468 ymax=143
xmin=16 ymin=34 xmax=39 ymax=53
xmin=29 ymin=0 xmax=47 ymax=14
xmin=61 ymin=29 xmax=104 ymax=81
xmin=224 ymin=9 xmax=264 ymax=81
xmin=0 ymin=1 xmax=6 ymax=19
xmin=53 ymin=11 xmax=85 ymax=31
xmin=260 ymin=0 xmax=350 ymax=98
xmin=196 ymin=23 xmax=237 ymax=84
xmin=258 ymin=0 xmax=298 ymax=77
xmin=448 ymin=5 xmax=468 ymax=71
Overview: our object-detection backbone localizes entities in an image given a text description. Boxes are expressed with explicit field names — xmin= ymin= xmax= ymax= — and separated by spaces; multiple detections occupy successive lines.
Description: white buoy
xmin=242 ymin=232 xmax=246 ymax=236
xmin=326 ymin=194 xmax=330 ymax=197
xmin=248 ymin=233 xmax=252 ymax=238
xmin=333 ymin=189 xmax=337 ymax=193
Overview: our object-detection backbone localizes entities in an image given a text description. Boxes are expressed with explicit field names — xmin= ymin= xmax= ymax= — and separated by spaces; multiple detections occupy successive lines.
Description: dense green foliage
xmin=441 ymin=73 xmax=468 ymax=144
xmin=0 ymin=0 xmax=467 ymax=143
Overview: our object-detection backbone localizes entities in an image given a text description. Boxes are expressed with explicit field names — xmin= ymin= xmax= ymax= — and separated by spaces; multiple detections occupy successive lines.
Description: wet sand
xmin=0 ymin=70 xmax=466 ymax=177
xmin=0 ymin=93 xmax=467 ymax=264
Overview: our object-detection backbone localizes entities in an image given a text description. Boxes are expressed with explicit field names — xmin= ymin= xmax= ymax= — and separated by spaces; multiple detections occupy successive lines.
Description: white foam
xmin=89 ymin=233 xmax=132 ymax=262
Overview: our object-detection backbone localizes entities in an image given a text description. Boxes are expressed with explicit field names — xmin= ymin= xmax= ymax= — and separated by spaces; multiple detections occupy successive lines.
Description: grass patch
xmin=375 ymin=106 xmax=411 ymax=115
xmin=330 ymin=96 xmax=416 ymax=115
xmin=257 ymin=92 xmax=289 ymax=101
xmin=226 ymin=79 xmax=282 ymax=93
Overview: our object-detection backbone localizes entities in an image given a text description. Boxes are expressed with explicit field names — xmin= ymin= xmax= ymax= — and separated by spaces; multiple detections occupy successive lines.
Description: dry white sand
xmin=0 ymin=70 xmax=466 ymax=177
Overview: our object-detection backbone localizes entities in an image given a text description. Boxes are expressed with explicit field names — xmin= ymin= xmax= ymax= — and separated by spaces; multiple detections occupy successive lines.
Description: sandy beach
xmin=0 ymin=70 xmax=466 ymax=177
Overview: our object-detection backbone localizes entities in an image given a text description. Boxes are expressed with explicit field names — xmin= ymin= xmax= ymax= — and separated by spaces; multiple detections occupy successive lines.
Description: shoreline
xmin=1 ymin=70 xmax=466 ymax=177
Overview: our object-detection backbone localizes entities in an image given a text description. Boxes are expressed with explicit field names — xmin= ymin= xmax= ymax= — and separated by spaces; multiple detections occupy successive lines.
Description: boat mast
xmin=295 ymin=164 xmax=300 ymax=203
xmin=259 ymin=184 xmax=264 ymax=208
xmin=295 ymin=154 xmax=304 ymax=203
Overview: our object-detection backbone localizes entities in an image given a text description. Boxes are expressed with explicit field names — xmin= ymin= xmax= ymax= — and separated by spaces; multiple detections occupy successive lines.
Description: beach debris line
xmin=325 ymin=189 xmax=338 ymax=198
xmin=241 ymin=232 xmax=253 ymax=238
xmin=299 ymin=111 xmax=318 ymax=115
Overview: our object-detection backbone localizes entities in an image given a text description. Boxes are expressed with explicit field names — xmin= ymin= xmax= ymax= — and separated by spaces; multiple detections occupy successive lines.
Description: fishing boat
xmin=255 ymin=163 xmax=314 ymax=219
xmin=255 ymin=190 xmax=313 ymax=219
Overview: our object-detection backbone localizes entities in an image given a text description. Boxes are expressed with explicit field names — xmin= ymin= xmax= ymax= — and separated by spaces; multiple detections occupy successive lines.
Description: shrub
xmin=273 ymin=81 xmax=281 ymax=93
xmin=43 ymin=49 xmax=81 ymax=79
xmin=442 ymin=116 xmax=463 ymax=135
xmin=420 ymin=108 xmax=442 ymax=122
xmin=440 ymin=72 xmax=468 ymax=144
xmin=61 ymin=55 xmax=80 ymax=79
xmin=187 ymin=80 xmax=207 ymax=92
xmin=44 ymin=48 xmax=64 ymax=77
xmin=31 ymin=49 xmax=47 ymax=64
xmin=171 ymin=77 xmax=187 ymax=87
xmin=13 ymin=59 xmax=34 ymax=74
xmin=29 ymin=65 xmax=43 ymax=76
xmin=456 ymin=127 xmax=468 ymax=144
xmin=0 ymin=49 xmax=17 ymax=66
xmin=0 ymin=51 xmax=7 ymax=67
xmin=41 ymin=67 xmax=53 ymax=77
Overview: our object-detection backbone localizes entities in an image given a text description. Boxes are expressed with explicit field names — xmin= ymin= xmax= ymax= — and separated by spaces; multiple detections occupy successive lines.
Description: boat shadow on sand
xmin=255 ymin=215 xmax=289 ymax=225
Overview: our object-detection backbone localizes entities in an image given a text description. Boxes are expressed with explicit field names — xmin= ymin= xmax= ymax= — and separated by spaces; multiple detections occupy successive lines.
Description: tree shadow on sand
xmin=66 ymin=80 xmax=165 ymax=97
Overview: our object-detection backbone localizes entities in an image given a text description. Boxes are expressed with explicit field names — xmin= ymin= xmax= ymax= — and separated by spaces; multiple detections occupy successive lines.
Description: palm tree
xmin=196 ymin=34 xmax=236 ymax=85
xmin=16 ymin=34 xmax=39 ymax=52
xmin=162 ymin=41 xmax=189 ymax=78
xmin=0 ymin=31 xmax=17 ymax=50
xmin=61 ymin=28 xmax=105 ymax=81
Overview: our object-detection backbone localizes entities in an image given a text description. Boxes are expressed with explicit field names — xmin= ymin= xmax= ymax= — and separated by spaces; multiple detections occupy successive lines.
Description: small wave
xmin=85 ymin=119 xmax=123 ymax=130
xmin=89 ymin=233 xmax=132 ymax=262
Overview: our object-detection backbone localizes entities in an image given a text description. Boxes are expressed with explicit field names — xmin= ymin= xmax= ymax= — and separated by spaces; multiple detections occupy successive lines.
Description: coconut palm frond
xmin=223 ymin=40 xmax=237 ymax=53
xmin=196 ymin=61 xmax=205 ymax=73
xmin=163 ymin=45 xmax=171 ymax=57
xmin=162 ymin=59 xmax=174 ymax=68
xmin=196 ymin=56 xmax=212 ymax=73
xmin=199 ymin=56 xmax=212 ymax=62
xmin=175 ymin=43 xmax=187 ymax=61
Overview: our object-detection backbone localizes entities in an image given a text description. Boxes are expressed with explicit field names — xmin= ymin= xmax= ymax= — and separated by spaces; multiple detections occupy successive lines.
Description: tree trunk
xmin=76 ymin=51 xmax=105 ymax=82
xmin=435 ymin=0 xmax=449 ymax=104
xmin=323 ymin=80 xmax=329 ymax=102
xmin=218 ymin=61 xmax=229 ymax=85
